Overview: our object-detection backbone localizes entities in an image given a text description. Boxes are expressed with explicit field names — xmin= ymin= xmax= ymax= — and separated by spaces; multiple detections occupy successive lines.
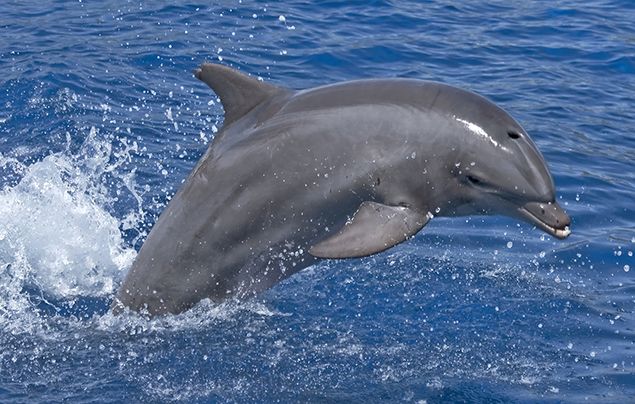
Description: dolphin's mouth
xmin=518 ymin=201 xmax=571 ymax=239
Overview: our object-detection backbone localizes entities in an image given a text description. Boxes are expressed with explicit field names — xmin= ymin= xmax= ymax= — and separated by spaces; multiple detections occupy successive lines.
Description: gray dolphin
xmin=113 ymin=63 xmax=571 ymax=315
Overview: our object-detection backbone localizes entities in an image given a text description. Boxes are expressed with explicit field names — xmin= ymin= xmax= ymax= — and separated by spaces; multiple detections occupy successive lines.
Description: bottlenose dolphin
xmin=114 ymin=63 xmax=571 ymax=315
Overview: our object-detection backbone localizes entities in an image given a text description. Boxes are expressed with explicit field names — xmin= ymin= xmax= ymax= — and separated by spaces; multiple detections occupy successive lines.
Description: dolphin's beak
xmin=518 ymin=201 xmax=571 ymax=239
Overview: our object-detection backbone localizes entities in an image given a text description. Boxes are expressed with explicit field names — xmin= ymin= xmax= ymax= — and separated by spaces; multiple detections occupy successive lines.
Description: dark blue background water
xmin=1 ymin=1 xmax=634 ymax=402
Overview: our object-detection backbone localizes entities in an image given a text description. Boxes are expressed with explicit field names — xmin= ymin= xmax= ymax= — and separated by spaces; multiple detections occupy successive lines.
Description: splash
xmin=0 ymin=128 xmax=140 ymax=329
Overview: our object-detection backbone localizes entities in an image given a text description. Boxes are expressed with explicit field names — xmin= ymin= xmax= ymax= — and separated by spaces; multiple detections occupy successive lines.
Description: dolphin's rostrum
xmin=114 ymin=63 xmax=571 ymax=315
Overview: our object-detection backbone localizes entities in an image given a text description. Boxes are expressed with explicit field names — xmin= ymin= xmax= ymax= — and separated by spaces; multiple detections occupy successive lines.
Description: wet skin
xmin=114 ymin=64 xmax=571 ymax=315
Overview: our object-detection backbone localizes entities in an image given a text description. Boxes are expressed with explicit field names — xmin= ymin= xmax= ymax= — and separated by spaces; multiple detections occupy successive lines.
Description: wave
xmin=0 ymin=128 xmax=140 ymax=331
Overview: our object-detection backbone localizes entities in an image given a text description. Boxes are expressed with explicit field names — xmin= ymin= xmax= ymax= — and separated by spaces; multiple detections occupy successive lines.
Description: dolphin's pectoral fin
xmin=309 ymin=202 xmax=429 ymax=259
xmin=194 ymin=63 xmax=289 ymax=126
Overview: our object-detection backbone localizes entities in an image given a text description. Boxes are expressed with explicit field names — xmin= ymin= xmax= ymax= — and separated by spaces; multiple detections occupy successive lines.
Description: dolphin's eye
xmin=466 ymin=175 xmax=482 ymax=185
xmin=507 ymin=131 xmax=521 ymax=139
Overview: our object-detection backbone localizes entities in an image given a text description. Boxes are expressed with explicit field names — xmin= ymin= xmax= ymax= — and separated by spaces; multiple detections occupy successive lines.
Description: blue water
xmin=1 ymin=0 xmax=634 ymax=402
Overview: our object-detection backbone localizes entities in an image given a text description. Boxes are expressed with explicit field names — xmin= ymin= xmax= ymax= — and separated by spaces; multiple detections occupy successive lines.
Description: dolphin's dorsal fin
xmin=309 ymin=202 xmax=429 ymax=259
xmin=194 ymin=63 xmax=287 ymax=126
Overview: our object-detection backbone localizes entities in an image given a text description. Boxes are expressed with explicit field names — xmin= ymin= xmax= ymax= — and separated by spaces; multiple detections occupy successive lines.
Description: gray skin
xmin=113 ymin=63 xmax=571 ymax=316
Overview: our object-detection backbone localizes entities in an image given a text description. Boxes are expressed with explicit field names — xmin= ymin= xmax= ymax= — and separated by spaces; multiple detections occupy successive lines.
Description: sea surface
xmin=1 ymin=1 xmax=634 ymax=402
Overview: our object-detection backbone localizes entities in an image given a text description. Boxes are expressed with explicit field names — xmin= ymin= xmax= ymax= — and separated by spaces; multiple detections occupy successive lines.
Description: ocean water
xmin=1 ymin=0 xmax=634 ymax=402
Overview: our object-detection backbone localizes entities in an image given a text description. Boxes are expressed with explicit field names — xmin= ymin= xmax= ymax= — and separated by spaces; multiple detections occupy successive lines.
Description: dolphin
xmin=113 ymin=63 xmax=571 ymax=315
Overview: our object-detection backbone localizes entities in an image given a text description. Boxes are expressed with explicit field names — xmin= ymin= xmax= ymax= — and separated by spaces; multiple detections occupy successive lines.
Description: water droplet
xmin=624 ymin=265 xmax=630 ymax=272
xmin=506 ymin=241 xmax=513 ymax=248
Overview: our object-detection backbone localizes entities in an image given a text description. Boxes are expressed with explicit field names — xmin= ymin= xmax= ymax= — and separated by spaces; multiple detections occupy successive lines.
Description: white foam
xmin=0 ymin=129 xmax=139 ymax=326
